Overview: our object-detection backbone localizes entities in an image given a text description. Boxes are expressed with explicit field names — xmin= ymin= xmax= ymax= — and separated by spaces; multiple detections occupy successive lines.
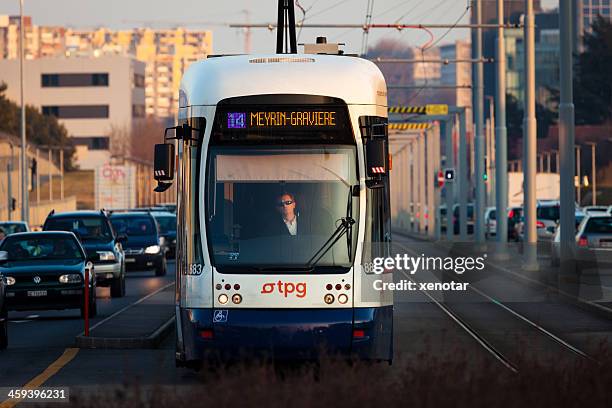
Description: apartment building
xmin=440 ymin=40 xmax=472 ymax=108
xmin=0 ymin=16 xmax=212 ymax=119
xmin=0 ymin=55 xmax=145 ymax=169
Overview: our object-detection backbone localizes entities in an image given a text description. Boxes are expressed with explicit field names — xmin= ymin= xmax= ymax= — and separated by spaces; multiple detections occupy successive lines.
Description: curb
xmin=75 ymin=316 xmax=175 ymax=349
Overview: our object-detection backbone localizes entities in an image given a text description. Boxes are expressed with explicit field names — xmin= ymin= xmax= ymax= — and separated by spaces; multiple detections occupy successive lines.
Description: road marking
xmin=0 ymin=348 xmax=79 ymax=408
xmin=78 ymin=281 xmax=174 ymax=336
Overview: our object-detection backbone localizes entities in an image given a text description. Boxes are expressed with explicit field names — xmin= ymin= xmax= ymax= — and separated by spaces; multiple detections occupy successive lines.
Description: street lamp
xmin=19 ymin=0 xmax=28 ymax=223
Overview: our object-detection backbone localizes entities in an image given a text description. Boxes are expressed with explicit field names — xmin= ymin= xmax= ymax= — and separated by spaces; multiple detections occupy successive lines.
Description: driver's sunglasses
xmin=277 ymin=200 xmax=294 ymax=207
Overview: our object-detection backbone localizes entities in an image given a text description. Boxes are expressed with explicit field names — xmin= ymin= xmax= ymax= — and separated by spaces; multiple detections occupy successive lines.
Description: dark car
xmin=43 ymin=210 xmax=126 ymax=298
xmin=0 ymin=232 xmax=97 ymax=317
xmin=452 ymin=203 xmax=475 ymax=235
xmin=109 ymin=212 xmax=167 ymax=276
xmin=151 ymin=211 xmax=176 ymax=258
xmin=0 ymin=267 xmax=7 ymax=349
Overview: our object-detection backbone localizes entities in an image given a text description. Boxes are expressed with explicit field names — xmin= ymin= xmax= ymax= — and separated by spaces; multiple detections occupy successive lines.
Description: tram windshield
xmin=206 ymin=146 xmax=359 ymax=273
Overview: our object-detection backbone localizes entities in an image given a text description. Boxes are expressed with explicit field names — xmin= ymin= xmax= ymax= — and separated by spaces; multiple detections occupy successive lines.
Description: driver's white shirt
xmin=283 ymin=216 xmax=297 ymax=236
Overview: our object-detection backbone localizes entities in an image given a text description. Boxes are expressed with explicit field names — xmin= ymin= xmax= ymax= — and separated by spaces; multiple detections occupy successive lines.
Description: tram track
xmin=395 ymin=241 xmax=597 ymax=372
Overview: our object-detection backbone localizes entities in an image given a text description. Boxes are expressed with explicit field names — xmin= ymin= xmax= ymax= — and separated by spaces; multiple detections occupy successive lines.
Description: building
xmin=0 ymin=16 xmax=212 ymax=119
xmin=581 ymin=0 xmax=612 ymax=32
xmin=440 ymin=40 xmax=472 ymax=108
xmin=0 ymin=55 xmax=145 ymax=169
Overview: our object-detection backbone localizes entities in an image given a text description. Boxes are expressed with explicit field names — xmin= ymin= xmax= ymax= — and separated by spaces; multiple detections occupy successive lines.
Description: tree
xmin=0 ymin=82 xmax=76 ymax=169
xmin=574 ymin=16 xmax=612 ymax=125
xmin=505 ymin=93 xmax=556 ymax=159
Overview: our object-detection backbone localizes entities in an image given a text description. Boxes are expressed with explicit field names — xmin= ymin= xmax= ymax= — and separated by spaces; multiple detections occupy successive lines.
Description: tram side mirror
xmin=154 ymin=143 xmax=175 ymax=193
xmin=365 ymin=138 xmax=387 ymax=189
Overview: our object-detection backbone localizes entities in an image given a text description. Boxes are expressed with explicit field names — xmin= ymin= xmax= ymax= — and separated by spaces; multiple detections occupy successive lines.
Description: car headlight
xmin=5 ymin=276 xmax=15 ymax=285
xmin=97 ymin=251 xmax=116 ymax=261
xmin=144 ymin=245 xmax=161 ymax=254
xmin=59 ymin=274 xmax=83 ymax=284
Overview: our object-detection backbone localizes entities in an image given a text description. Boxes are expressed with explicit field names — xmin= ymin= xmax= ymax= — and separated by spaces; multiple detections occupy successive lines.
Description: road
xmin=2 ymin=234 xmax=612 ymax=392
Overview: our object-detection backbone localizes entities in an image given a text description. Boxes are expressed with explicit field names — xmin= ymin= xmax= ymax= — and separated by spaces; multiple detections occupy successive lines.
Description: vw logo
xmin=33 ymin=276 xmax=41 ymax=284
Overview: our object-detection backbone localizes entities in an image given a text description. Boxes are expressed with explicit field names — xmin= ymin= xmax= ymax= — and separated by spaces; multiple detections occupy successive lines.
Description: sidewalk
xmin=76 ymin=284 xmax=175 ymax=349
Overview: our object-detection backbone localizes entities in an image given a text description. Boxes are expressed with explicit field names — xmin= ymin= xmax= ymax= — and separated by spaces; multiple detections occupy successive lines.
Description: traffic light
xmin=10 ymin=197 xmax=16 ymax=212
xmin=483 ymin=172 xmax=488 ymax=182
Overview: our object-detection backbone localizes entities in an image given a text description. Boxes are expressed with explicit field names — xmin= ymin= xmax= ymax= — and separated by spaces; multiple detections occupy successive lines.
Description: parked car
xmin=550 ymin=209 xmax=586 ymax=266
xmin=0 ymin=267 xmax=7 ymax=349
xmin=0 ymin=231 xmax=97 ymax=317
xmin=151 ymin=211 xmax=176 ymax=258
xmin=109 ymin=212 xmax=167 ymax=276
xmin=0 ymin=221 xmax=29 ymax=235
xmin=43 ymin=210 xmax=126 ymax=297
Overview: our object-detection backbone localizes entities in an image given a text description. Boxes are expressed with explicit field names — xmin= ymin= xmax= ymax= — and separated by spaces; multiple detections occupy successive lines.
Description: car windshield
xmin=537 ymin=205 xmax=560 ymax=221
xmin=453 ymin=205 xmax=474 ymax=219
xmin=154 ymin=216 xmax=176 ymax=234
xmin=206 ymin=146 xmax=359 ymax=272
xmin=45 ymin=216 xmax=112 ymax=241
xmin=111 ymin=217 xmax=156 ymax=236
xmin=585 ymin=217 xmax=612 ymax=234
xmin=0 ymin=223 xmax=27 ymax=234
xmin=1 ymin=235 xmax=83 ymax=261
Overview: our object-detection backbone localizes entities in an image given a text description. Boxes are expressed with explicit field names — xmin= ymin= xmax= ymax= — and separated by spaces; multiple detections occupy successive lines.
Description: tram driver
xmin=275 ymin=192 xmax=300 ymax=236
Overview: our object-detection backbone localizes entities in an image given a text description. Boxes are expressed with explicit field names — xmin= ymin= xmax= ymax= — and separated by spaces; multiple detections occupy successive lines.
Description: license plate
xmin=125 ymin=257 xmax=136 ymax=263
xmin=27 ymin=290 xmax=47 ymax=297
xmin=601 ymin=242 xmax=612 ymax=248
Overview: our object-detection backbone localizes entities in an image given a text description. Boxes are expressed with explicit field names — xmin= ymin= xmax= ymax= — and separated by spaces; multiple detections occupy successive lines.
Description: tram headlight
xmin=218 ymin=294 xmax=229 ymax=304
xmin=232 ymin=294 xmax=242 ymax=304
xmin=338 ymin=294 xmax=349 ymax=304
xmin=324 ymin=294 xmax=335 ymax=304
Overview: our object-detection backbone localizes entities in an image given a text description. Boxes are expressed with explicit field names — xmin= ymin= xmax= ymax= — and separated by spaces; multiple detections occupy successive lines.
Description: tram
xmin=153 ymin=31 xmax=393 ymax=367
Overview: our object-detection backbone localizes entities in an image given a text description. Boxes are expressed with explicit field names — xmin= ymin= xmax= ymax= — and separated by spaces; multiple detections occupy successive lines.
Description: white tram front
xmin=153 ymin=53 xmax=393 ymax=367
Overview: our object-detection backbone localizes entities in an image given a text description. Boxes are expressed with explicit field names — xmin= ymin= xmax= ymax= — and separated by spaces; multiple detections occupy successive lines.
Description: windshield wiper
xmin=307 ymin=186 xmax=356 ymax=267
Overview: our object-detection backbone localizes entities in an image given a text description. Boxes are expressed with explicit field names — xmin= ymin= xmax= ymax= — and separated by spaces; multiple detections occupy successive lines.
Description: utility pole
xmin=473 ymin=0 xmax=485 ymax=243
xmin=444 ymin=119 xmax=454 ymax=241
xmin=458 ymin=110 xmax=468 ymax=240
xmin=495 ymin=0 xmax=509 ymax=255
xmin=7 ymin=144 xmax=13 ymax=221
xmin=19 ymin=0 xmax=28 ymax=223
xmin=576 ymin=145 xmax=581 ymax=205
xmin=559 ymin=0 xmax=576 ymax=271
xmin=523 ymin=0 xmax=538 ymax=270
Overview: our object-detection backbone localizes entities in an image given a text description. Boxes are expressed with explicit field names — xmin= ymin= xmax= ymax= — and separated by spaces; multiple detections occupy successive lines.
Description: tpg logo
xmin=261 ymin=281 xmax=307 ymax=298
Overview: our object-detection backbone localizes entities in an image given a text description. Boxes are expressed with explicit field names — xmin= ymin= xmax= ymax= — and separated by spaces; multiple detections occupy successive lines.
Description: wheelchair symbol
xmin=213 ymin=310 xmax=228 ymax=323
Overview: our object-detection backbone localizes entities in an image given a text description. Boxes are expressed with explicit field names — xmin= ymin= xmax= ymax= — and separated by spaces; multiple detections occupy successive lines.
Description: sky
xmin=0 ymin=0 xmax=559 ymax=55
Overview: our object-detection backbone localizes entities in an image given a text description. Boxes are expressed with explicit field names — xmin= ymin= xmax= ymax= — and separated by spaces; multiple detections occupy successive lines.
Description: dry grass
xmin=54 ymin=348 xmax=612 ymax=408
xmin=30 ymin=170 xmax=94 ymax=209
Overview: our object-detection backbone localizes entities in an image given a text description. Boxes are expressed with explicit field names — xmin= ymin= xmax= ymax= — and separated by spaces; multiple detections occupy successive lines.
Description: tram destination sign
xmin=225 ymin=109 xmax=341 ymax=130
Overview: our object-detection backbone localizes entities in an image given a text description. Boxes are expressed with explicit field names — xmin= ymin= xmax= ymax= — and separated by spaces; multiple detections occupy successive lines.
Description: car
xmin=0 ymin=221 xmax=30 ymax=236
xmin=109 ymin=212 xmax=167 ymax=276
xmin=550 ymin=209 xmax=586 ymax=266
xmin=507 ymin=206 xmax=523 ymax=241
xmin=484 ymin=206 xmax=497 ymax=239
xmin=583 ymin=205 xmax=609 ymax=215
xmin=0 ymin=231 xmax=97 ymax=317
xmin=43 ymin=210 xmax=126 ymax=298
xmin=151 ymin=211 xmax=176 ymax=258
xmin=0 ymin=267 xmax=7 ymax=349
xmin=452 ymin=203 xmax=475 ymax=235
xmin=517 ymin=200 xmax=560 ymax=241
